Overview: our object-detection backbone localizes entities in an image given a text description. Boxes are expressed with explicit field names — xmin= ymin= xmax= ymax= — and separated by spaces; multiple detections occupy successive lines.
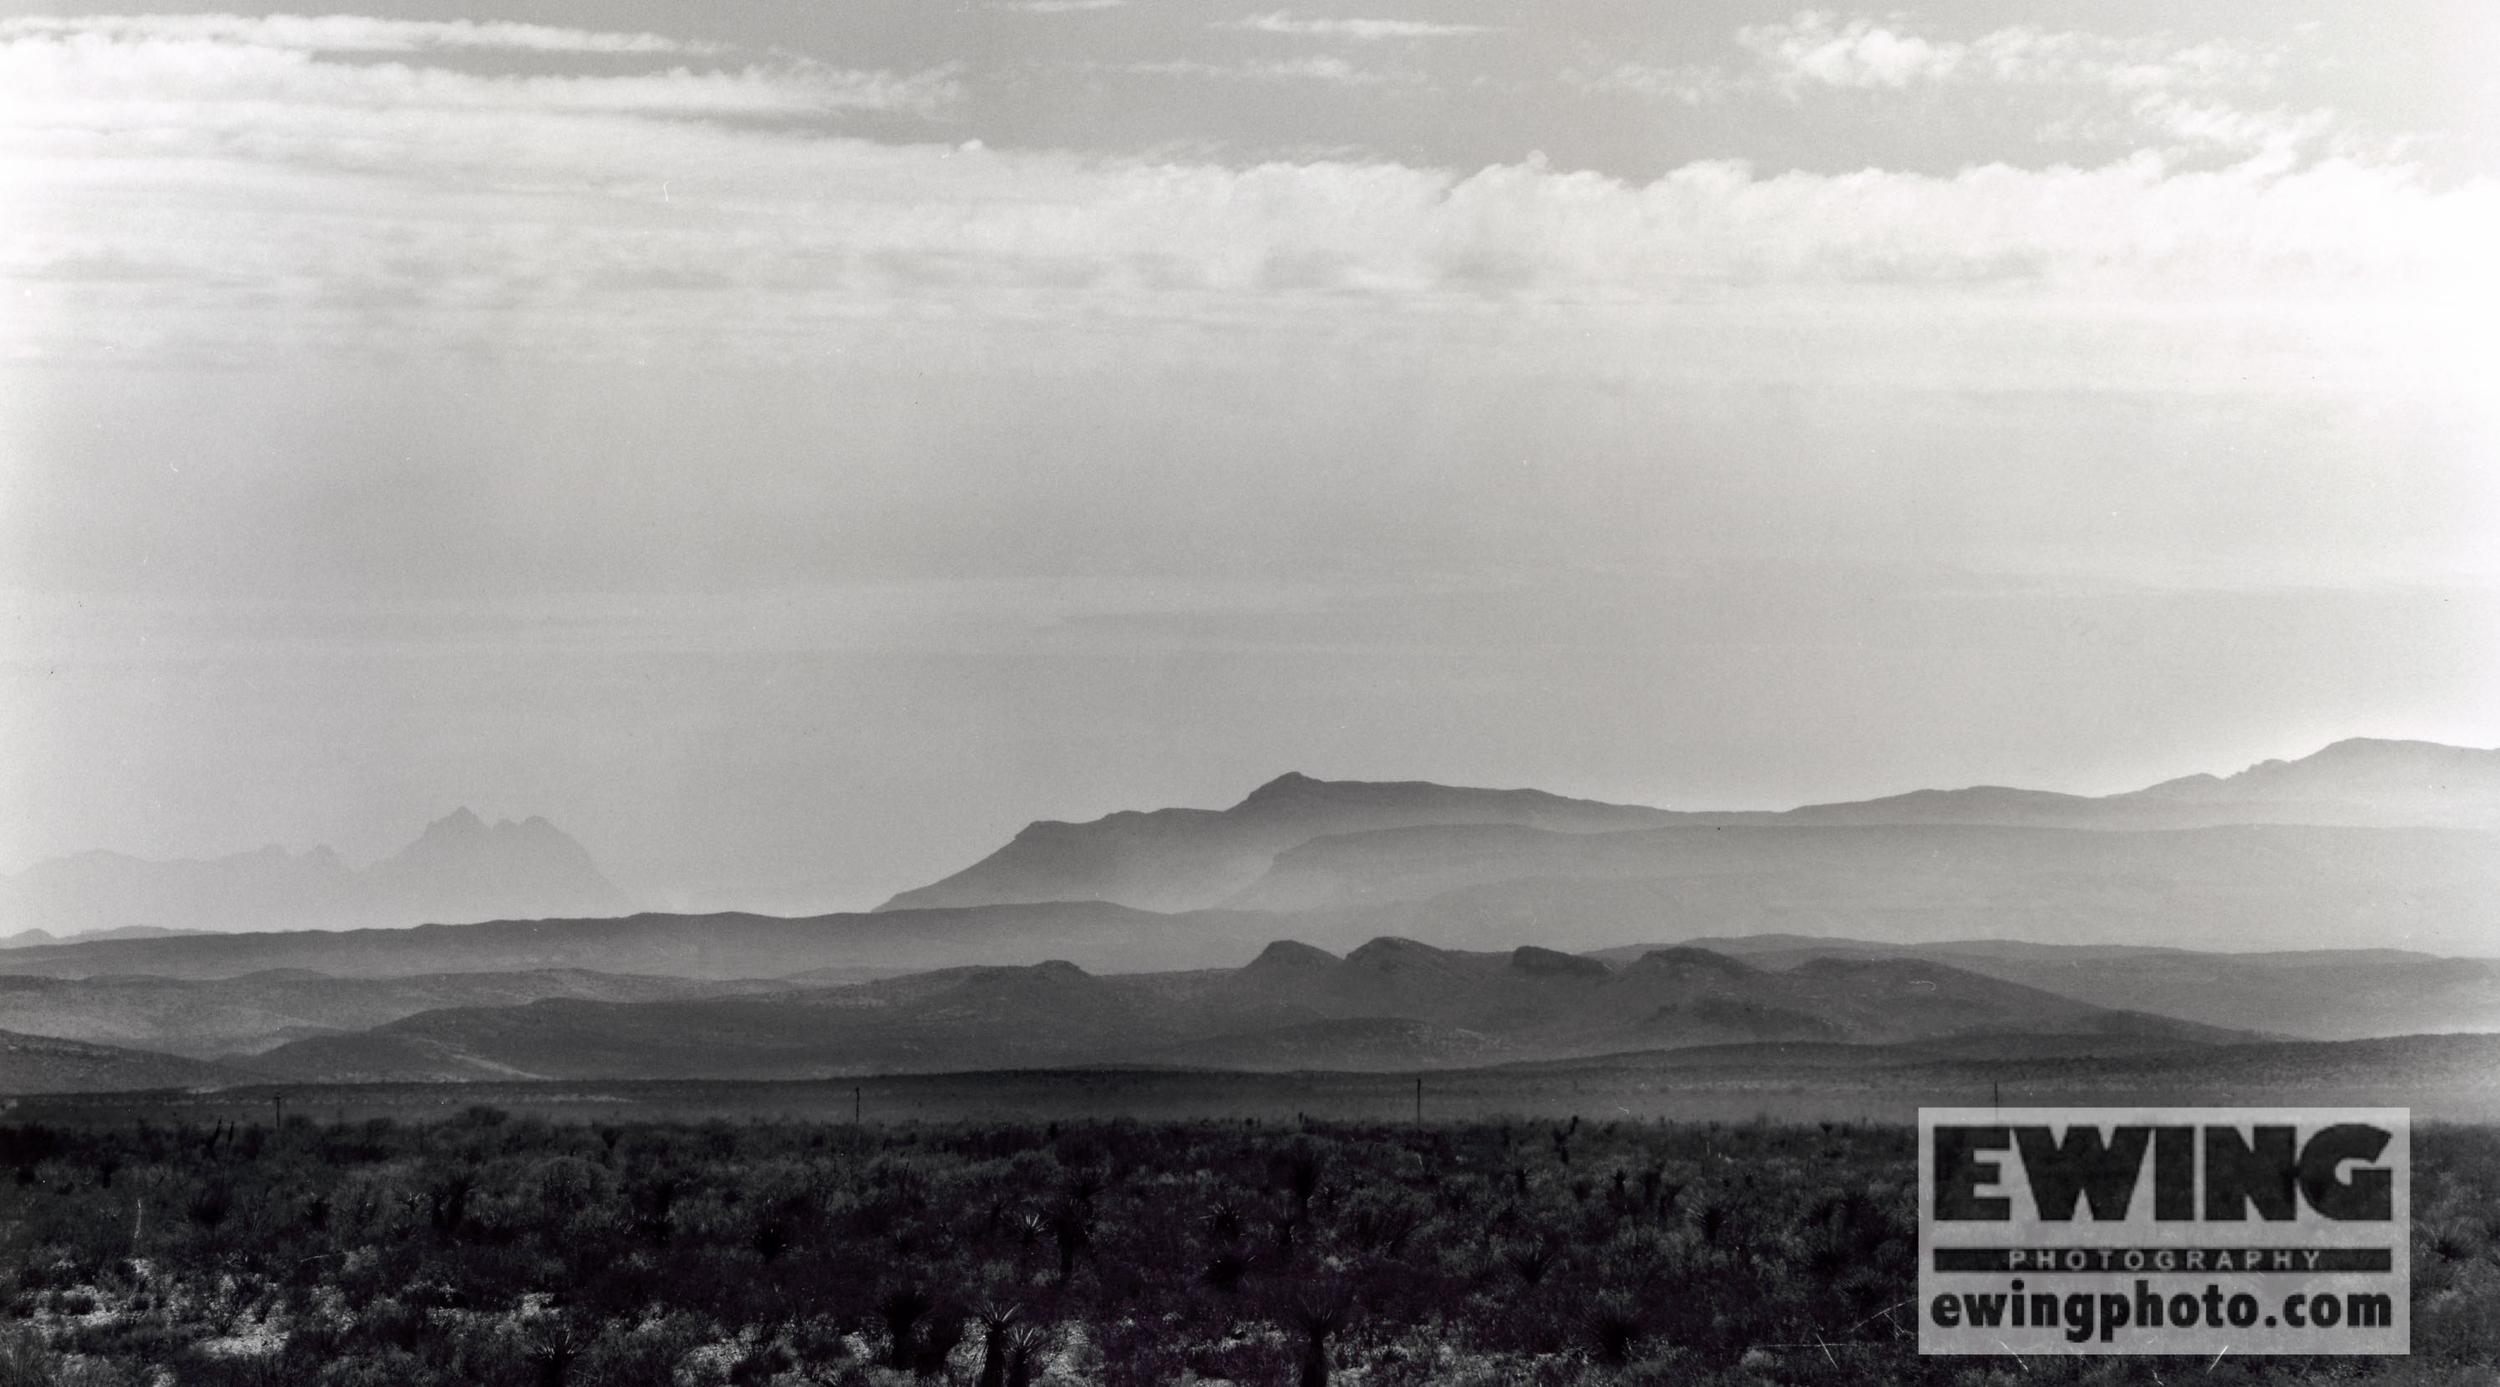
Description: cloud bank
xmin=0 ymin=13 xmax=720 ymax=55
xmin=1 ymin=12 xmax=2492 ymax=389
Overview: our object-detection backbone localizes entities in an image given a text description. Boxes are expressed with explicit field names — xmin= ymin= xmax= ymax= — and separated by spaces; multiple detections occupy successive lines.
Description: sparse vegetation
xmin=0 ymin=1114 xmax=2492 ymax=1385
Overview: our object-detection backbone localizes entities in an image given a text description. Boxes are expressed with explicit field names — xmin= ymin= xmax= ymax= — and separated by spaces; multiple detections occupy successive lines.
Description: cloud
xmin=998 ymin=0 xmax=1126 ymax=11
xmin=1735 ymin=12 xmax=1962 ymax=90
xmin=1708 ymin=12 xmax=2345 ymax=166
xmin=0 ymin=27 xmax=961 ymax=121
xmin=0 ymin=13 xmax=719 ymax=56
xmin=1734 ymin=12 xmax=2279 ymax=96
xmin=2128 ymin=93 xmax=2338 ymax=163
xmin=2 ymin=15 xmax=2491 ymax=392
xmin=1218 ymin=12 xmax=1494 ymax=40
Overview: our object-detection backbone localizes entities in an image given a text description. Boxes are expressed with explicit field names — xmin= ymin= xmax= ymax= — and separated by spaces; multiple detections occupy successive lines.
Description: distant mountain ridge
xmin=0 ymin=968 xmax=800 ymax=1059
xmin=1 ymin=924 xmax=205 ymax=949
xmin=878 ymin=771 xmax=1680 ymax=913
xmin=0 ymin=809 xmax=630 ymax=936
xmin=242 ymin=937 xmax=2248 ymax=1083
xmin=0 ymin=903 xmax=1268 ymax=983
xmin=2131 ymin=738 xmax=2500 ymax=818
xmin=878 ymin=738 xmax=2500 ymax=915
xmin=1585 ymin=935 xmax=2500 ymax=1042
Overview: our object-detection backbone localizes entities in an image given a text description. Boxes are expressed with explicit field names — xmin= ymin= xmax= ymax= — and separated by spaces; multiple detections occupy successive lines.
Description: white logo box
xmin=1917 ymin=1107 xmax=2408 ymax=1356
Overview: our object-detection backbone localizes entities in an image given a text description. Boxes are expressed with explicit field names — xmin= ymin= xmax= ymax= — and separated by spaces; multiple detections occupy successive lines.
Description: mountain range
xmin=0 ymin=809 xmax=630 ymax=936
xmin=0 ymin=736 xmax=2492 ymax=1095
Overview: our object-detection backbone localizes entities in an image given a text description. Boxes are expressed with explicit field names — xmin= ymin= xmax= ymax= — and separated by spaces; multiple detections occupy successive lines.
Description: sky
xmin=1 ymin=1 xmax=2495 ymax=912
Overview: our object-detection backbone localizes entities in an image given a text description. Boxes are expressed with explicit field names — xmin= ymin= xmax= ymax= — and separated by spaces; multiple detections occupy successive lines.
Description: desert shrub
xmin=0 ymin=1115 xmax=2488 ymax=1387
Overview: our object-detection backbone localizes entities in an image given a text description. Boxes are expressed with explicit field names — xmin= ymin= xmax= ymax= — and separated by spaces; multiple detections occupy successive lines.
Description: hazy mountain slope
xmin=0 ymin=1029 xmax=245 ymax=1095
xmin=0 ymin=902 xmax=1281 ymax=982
xmin=1587 ymin=936 xmax=2500 ymax=1041
xmin=0 ymin=969 xmax=796 ymax=1058
xmin=877 ymin=739 xmax=2500 ymax=916
xmin=1224 ymin=822 xmax=2500 ymax=954
xmin=0 ymin=809 xmax=629 ymax=936
xmin=876 ymin=771 xmax=1684 ymax=913
xmin=1 ymin=926 xmax=205 ymax=950
xmin=2123 ymin=738 xmax=2500 ymax=826
xmin=243 ymin=939 xmax=2246 ymax=1082
xmin=1774 ymin=740 xmax=2500 ymax=831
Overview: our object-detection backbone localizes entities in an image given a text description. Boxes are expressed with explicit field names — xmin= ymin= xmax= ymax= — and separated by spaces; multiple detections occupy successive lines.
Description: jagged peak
xmin=419 ymin=807 xmax=488 ymax=837
xmin=409 ymin=808 xmax=588 ymax=846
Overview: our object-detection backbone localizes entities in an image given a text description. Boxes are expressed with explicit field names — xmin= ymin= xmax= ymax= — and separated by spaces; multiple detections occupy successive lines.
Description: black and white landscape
xmin=3 ymin=2 xmax=2493 ymax=1383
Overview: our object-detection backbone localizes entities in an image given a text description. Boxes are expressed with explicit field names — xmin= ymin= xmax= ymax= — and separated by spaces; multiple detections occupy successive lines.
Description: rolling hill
xmin=1588 ymin=936 xmax=2500 ymax=1041
xmin=238 ymin=938 xmax=2246 ymax=1083
xmin=0 ymin=968 xmax=800 ymax=1058
xmin=0 ymin=1029 xmax=247 ymax=1095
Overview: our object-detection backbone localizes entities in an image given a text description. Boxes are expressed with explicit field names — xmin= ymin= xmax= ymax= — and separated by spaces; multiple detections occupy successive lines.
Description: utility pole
xmin=1413 ymin=1076 xmax=1422 ymax=1124
xmin=272 ymin=1093 xmax=287 ymax=1129
xmin=853 ymin=1084 xmax=862 ymax=1125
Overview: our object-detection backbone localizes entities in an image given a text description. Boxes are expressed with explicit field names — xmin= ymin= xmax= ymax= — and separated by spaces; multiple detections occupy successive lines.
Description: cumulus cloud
xmin=1219 ymin=12 xmax=1494 ymax=40
xmin=1735 ymin=11 xmax=1962 ymax=90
